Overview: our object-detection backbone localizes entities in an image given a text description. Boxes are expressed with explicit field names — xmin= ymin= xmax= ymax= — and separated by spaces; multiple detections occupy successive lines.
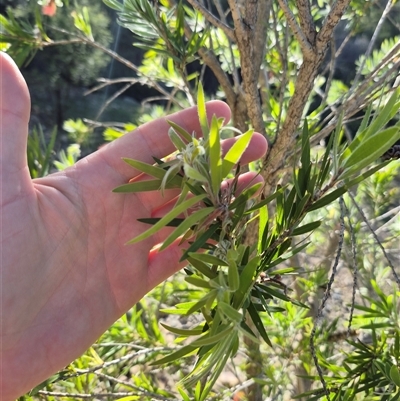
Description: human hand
xmin=0 ymin=52 xmax=267 ymax=400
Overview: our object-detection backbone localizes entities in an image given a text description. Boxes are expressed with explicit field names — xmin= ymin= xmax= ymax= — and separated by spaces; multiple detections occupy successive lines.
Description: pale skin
xmin=0 ymin=52 xmax=268 ymax=400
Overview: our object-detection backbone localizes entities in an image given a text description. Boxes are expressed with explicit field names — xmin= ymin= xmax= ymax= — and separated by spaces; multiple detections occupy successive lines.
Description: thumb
xmin=0 ymin=52 xmax=32 ymax=197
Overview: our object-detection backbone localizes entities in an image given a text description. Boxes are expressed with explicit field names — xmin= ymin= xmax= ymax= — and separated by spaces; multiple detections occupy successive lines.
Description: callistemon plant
xmin=114 ymin=85 xmax=400 ymax=400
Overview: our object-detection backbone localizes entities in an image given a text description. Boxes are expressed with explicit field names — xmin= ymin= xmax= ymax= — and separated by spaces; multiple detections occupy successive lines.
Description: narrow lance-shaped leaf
xmin=340 ymin=126 xmax=400 ymax=180
xmin=188 ymin=252 xmax=229 ymax=266
xmin=180 ymin=223 xmax=219 ymax=262
xmin=150 ymin=344 xmax=197 ymax=366
xmin=307 ymin=186 xmax=347 ymax=212
xmin=197 ymin=82 xmax=209 ymax=139
xmin=221 ymin=129 xmax=254 ymax=178
xmin=233 ymin=256 xmax=260 ymax=309
xmin=209 ymin=115 xmax=222 ymax=196
xmin=122 ymin=158 xmax=182 ymax=185
xmin=191 ymin=325 xmax=234 ymax=347
xmin=113 ymin=179 xmax=165 ymax=193
xmin=218 ymin=302 xmax=243 ymax=324
xmin=227 ymin=258 xmax=240 ymax=292
xmin=126 ymin=194 xmax=205 ymax=244
xmin=186 ymin=255 xmax=218 ymax=279
xmin=340 ymin=87 xmax=400 ymax=163
xmin=160 ymin=207 xmax=214 ymax=250
xmin=160 ymin=323 xmax=204 ymax=336
xmin=185 ymin=275 xmax=213 ymax=289
xmin=168 ymin=127 xmax=187 ymax=151
xmin=247 ymin=301 xmax=272 ymax=346
xmin=292 ymin=220 xmax=321 ymax=236
xmin=167 ymin=120 xmax=193 ymax=143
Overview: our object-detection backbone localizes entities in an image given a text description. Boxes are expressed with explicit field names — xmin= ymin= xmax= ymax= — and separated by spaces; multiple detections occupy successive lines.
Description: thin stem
xmin=186 ymin=0 xmax=235 ymax=41
xmin=350 ymin=0 xmax=395 ymax=92
xmin=348 ymin=191 xmax=400 ymax=288
xmin=277 ymin=0 xmax=314 ymax=58
xmin=309 ymin=196 xmax=346 ymax=401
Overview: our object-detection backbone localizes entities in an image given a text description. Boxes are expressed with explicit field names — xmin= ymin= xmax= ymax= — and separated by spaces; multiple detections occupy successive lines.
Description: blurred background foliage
xmin=1 ymin=0 xmax=399 ymax=400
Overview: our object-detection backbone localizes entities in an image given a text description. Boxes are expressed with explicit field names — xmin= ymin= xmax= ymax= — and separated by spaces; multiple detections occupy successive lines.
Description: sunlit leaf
xmin=188 ymin=252 xmax=229 ymax=266
xmin=221 ymin=129 xmax=254 ymax=178
xmin=160 ymin=207 xmax=214 ymax=250
xmin=209 ymin=115 xmax=222 ymax=196
xmin=341 ymin=125 xmax=400 ymax=176
xmin=197 ymin=82 xmax=209 ymax=139
xmin=126 ymin=194 xmax=205 ymax=244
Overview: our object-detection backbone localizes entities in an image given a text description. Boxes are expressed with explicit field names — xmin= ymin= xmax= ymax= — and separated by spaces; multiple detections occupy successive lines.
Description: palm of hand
xmin=0 ymin=53 xmax=266 ymax=399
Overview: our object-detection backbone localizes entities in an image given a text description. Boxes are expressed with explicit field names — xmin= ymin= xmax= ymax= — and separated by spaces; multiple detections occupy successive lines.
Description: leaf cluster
xmin=113 ymin=83 xmax=400 ymax=399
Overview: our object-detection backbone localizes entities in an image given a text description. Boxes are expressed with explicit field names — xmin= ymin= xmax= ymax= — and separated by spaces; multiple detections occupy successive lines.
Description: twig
xmin=277 ymin=0 xmax=314 ymax=58
xmin=48 ymin=25 xmax=187 ymax=109
xmin=63 ymin=346 xmax=167 ymax=378
xmin=342 ymin=199 xmax=358 ymax=337
xmin=95 ymin=82 xmax=135 ymax=120
xmin=36 ymin=390 xmax=144 ymax=399
xmin=296 ymin=0 xmax=316 ymax=45
xmin=348 ymin=191 xmax=400 ymax=288
xmin=84 ymin=77 xmax=141 ymax=96
xmin=350 ymin=0 xmax=395 ymax=92
xmin=95 ymin=372 xmax=179 ymax=401
xmin=309 ymin=195 xmax=346 ymax=400
xmin=186 ymin=0 xmax=235 ymax=41
xmin=316 ymin=0 xmax=352 ymax=54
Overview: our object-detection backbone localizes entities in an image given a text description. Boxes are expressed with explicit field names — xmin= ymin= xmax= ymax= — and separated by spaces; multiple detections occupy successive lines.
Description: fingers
xmin=0 ymin=53 xmax=32 ymax=200
xmin=96 ymin=101 xmax=231 ymax=183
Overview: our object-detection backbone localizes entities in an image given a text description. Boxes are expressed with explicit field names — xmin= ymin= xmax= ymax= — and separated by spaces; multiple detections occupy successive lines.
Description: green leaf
xmin=126 ymin=194 xmax=205 ymax=244
xmin=160 ymin=207 xmax=214 ymax=250
xmin=342 ymin=88 xmax=400 ymax=160
xmin=122 ymin=158 xmax=181 ymax=182
xmin=227 ymin=258 xmax=240 ymax=292
xmin=177 ymin=386 xmax=191 ymax=401
xmin=168 ymin=127 xmax=187 ymax=151
xmin=307 ymin=186 xmax=347 ymax=211
xmin=221 ymin=129 xmax=254 ymax=178
xmin=197 ymin=82 xmax=209 ymax=139
xmin=229 ymin=182 xmax=262 ymax=211
xmin=247 ymin=301 xmax=272 ymax=346
xmin=150 ymin=344 xmax=197 ymax=365
xmin=184 ymin=164 xmax=209 ymax=182
xmin=187 ymin=256 xmax=218 ymax=279
xmin=245 ymin=187 xmax=285 ymax=214
xmin=191 ymin=325 xmax=234 ymax=347
xmin=186 ymin=290 xmax=217 ymax=315
xmin=167 ymin=120 xmax=193 ymax=143
xmin=344 ymin=160 xmax=391 ymax=187
xmin=292 ymin=220 xmax=321 ymax=236
xmin=113 ymin=179 xmax=164 ymax=193
xmin=188 ymin=252 xmax=229 ymax=266
xmin=218 ymin=302 xmax=243 ymax=323
xmin=180 ymin=224 xmax=220 ymax=262
xmin=233 ymin=256 xmax=260 ymax=309
xmin=137 ymin=217 xmax=183 ymax=227
xmin=258 ymin=205 xmax=268 ymax=253
xmin=160 ymin=323 xmax=204 ymax=337
xmin=185 ymin=275 xmax=213 ymax=289
xmin=340 ymin=125 xmax=400 ymax=177
xmin=209 ymin=115 xmax=222 ymax=196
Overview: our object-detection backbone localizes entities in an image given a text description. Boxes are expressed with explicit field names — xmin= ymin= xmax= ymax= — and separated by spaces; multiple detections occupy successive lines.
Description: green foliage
xmin=7 ymin=0 xmax=400 ymax=399
xmin=27 ymin=125 xmax=57 ymax=178
xmin=1 ymin=0 xmax=111 ymax=85
xmin=112 ymin=84 xmax=400 ymax=400
xmin=53 ymin=143 xmax=81 ymax=171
